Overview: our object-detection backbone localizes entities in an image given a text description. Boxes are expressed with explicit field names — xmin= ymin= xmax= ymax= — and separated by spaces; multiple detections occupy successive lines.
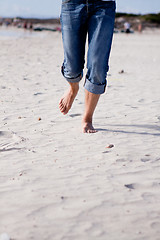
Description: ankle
xmin=82 ymin=115 xmax=93 ymax=123
xmin=69 ymin=82 xmax=79 ymax=92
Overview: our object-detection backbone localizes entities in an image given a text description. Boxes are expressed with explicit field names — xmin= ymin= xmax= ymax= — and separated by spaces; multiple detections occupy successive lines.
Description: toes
xmin=82 ymin=123 xmax=97 ymax=133
xmin=59 ymin=102 xmax=63 ymax=109
xmin=59 ymin=99 xmax=66 ymax=113
xmin=87 ymin=129 xmax=97 ymax=133
xmin=83 ymin=128 xmax=87 ymax=133
xmin=59 ymin=87 xmax=78 ymax=115
xmin=63 ymin=109 xmax=69 ymax=115
xmin=91 ymin=129 xmax=97 ymax=133
xmin=59 ymin=99 xmax=63 ymax=106
xmin=83 ymin=128 xmax=97 ymax=133
xmin=63 ymin=103 xmax=71 ymax=115
xmin=59 ymin=97 xmax=71 ymax=114
xmin=59 ymin=104 xmax=65 ymax=112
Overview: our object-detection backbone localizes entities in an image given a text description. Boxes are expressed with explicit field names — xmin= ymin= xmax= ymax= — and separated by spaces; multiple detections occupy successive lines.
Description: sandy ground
xmin=0 ymin=27 xmax=160 ymax=240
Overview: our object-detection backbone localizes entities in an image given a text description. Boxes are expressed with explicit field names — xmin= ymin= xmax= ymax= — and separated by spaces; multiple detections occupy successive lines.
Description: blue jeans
xmin=61 ymin=0 xmax=116 ymax=94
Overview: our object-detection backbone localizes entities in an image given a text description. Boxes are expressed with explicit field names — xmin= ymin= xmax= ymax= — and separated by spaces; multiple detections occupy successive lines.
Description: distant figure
xmin=4 ymin=19 xmax=11 ymax=27
xmin=138 ymin=23 xmax=142 ymax=33
xmin=13 ymin=17 xmax=18 ymax=26
xmin=23 ymin=21 xmax=28 ymax=30
xmin=29 ymin=22 xmax=33 ymax=31
xmin=124 ymin=22 xmax=131 ymax=33
xmin=56 ymin=27 xmax=61 ymax=32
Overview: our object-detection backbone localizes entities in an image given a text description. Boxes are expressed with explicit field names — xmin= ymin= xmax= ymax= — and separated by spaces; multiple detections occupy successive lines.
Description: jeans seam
xmin=86 ymin=0 xmax=89 ymax=13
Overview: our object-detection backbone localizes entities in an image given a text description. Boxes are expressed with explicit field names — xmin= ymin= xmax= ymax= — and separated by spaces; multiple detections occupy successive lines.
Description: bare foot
xmin=59 ymin=83 xmax=79 ymax=115
xmin=82 ymin=120 xmax=97 ymax=133
xmin=81 ymin=90 xmax=100 ymax=133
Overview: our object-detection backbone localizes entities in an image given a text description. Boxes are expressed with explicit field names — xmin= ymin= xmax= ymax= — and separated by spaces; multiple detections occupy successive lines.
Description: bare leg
xmin=82 ymin=89 xmax=100 ymax=133
xmin=59 ymin=82 xmax=79 ymax=115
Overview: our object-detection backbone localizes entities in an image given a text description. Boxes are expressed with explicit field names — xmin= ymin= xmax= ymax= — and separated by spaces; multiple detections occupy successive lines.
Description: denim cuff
xmin=65 ymin=73 xmax=82 ymax=83
xmin=84 ymin=78 xmax=106 ymax=94
xmin=61 ymin=66 xmax=82 ymax=83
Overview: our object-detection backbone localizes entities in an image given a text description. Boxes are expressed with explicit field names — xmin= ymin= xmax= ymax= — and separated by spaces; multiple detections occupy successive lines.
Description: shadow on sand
xmin=96 ymin=124 xmax=160 ymax=137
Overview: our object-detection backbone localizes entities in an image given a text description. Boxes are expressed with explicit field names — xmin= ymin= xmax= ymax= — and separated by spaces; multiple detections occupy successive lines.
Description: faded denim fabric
xmin=61 ymin=0 xmax=116 ymax=94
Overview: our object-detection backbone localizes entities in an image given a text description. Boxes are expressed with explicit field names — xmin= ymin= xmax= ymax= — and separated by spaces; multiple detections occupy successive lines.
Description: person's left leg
xmin=82 ymin=0 xmax=116 ymax=132
xmin=82 ymin=90 xmax=100 ymax=133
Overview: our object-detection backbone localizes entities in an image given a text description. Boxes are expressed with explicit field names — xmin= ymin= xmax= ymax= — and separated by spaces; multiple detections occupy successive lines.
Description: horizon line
xmin=0 ymin=11 xmax=159 ymax=19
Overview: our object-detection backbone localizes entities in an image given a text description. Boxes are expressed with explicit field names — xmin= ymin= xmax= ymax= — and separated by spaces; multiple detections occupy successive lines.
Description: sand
xmin=0 ymin=27 xmax=160 ymax=240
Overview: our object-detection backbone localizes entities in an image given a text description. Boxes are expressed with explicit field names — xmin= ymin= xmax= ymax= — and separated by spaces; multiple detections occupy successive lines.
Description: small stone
xmin=106 ymin=144 xmax=114 ymax=148
xmin=38 ymin=117 xmax=41 ymax=121
xmin=119 ymin=70 xmax=124 ymax=74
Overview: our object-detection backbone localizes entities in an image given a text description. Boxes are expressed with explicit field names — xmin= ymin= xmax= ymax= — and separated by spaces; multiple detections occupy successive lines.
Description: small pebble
xmin=38 ymin=117 xmax=41 ymax=121
xmin=119 ymin=70 xmax=124 ymax=74
xmin=106 ymin=144 xmax=114 ymax=148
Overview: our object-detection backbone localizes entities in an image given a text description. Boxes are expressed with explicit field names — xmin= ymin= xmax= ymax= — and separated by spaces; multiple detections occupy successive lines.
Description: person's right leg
xmin=59 ymin=0 xmax=87 ymax=114
xmin=59 ymin=81 xmax=79 ymax=115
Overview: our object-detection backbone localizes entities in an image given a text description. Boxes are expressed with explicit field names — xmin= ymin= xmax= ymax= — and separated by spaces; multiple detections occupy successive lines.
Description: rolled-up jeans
xmin=61 ymin=0 xmax=116 ymax=94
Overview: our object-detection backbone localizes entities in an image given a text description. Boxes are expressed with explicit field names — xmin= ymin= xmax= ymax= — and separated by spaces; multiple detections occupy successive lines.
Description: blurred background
xmin=0 ymin=0 xmax=159 ymax=18
xmin=0 ymin=0 xmax=160 ymax=32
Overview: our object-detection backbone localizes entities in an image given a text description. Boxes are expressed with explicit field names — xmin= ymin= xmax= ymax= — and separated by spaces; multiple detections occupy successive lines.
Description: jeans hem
xmin=66 ymin=74 xmax=82 ymax=83
xmin=61 ymin=65 xmax=82 ymax=83
xmin=84 ymin=78 xmax=106 ymax=95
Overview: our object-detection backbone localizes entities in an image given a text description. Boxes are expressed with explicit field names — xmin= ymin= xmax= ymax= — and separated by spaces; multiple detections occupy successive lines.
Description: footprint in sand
xmin=141 ymin=158 xmax=151 ymax=162
xmin=156 ymin=116 xmax=160 ymax=121
xmin=138 ymin=98 xmax=145 ymax=103
xmin=0 ymin=131 xmax=25 ymax=152
xmin=33 ymin=92 xmax=44 ymax=96
xmin=116 ymin=158 xmax=126 ymax=162
xmin=150 ymin=222 xmax=160 ymax=230
xmin=141 ymin=192 xmax=155 ymax=202
xmin=124 ymin=183 xmax=137 ymax=190
xmin=155 ymin=157 xmax=160 ymax=162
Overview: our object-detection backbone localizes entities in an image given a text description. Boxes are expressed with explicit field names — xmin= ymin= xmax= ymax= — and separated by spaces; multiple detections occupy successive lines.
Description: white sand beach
xmin=0 ymin=27 xmax=160 ymax=240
